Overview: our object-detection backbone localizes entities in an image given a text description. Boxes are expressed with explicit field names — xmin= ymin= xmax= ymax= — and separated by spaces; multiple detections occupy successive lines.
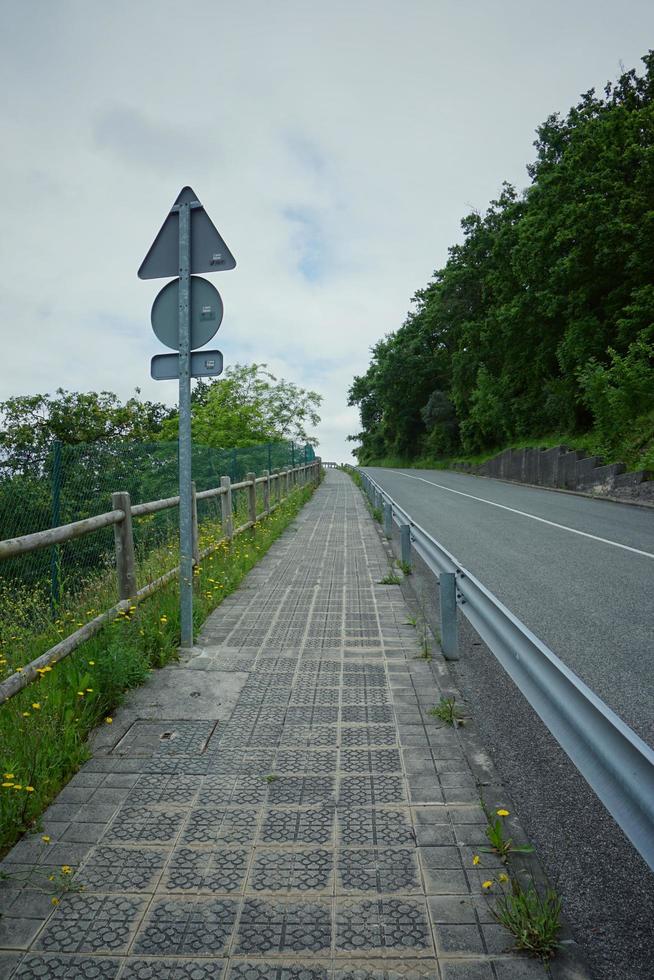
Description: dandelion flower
xmin=25 ymin=786 xmax=34 ymax=792
xmin=61 ymin=865 xmax=72 ymax=875
xmin=51 ymin=897 xmax=59 ymax=905
xmin=86 ymin=688 xmax=93 ymax=693
xmin=3 ymin=773 xmax=14 ymax=779
xmin=105 ymin=717 xmax=113 ymax=724
xmin=496 ymin=809 xmax=510 ymax=817
xmin=88 ymin=661 xmax=95 ymax=666
xmin=472 ymin=855 xmax=480 ymax=866
xmin=41 ymin=835 xmax=51 ymax=843
xmin=482 ymin=880 xmax=493 ymax=890
xmin=2 ymin=782 xmax=14 ymax=788
xmin=498 ymin=873 xmax=509 ymax=883
xmin=32 ymin=703 xmax=41 ymax=710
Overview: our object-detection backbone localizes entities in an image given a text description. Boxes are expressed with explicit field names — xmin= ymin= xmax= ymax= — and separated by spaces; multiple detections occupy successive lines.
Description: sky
xmin=1 ymin=1 xmax=653 ymax=462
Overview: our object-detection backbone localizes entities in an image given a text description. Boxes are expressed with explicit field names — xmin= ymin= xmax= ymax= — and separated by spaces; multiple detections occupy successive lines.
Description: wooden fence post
xmin=220 ymin=476 xmax=233 ymax=539
xmin=247 ymin=472 xmax=257 ymax=526
xmin=263 ymin=469 xmax=270 ymax=515
xmin=191 ymin=481 xmax=200 ymax=567
xmin=111 ymin=491 xmax=137 ymax=600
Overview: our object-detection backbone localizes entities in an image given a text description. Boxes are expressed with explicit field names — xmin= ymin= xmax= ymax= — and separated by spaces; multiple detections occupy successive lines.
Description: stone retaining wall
xmin=453 ymin=445 xmax=653 ymax=503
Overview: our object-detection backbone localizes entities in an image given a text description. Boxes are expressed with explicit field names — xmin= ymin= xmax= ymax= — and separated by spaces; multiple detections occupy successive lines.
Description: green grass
xmin=492 ymin=879 xmax=562 ymax=961
xmin=0 ymin=483 xmax=316 ymax=856
xmin=364 ymin=418 xmax=654 ymax=476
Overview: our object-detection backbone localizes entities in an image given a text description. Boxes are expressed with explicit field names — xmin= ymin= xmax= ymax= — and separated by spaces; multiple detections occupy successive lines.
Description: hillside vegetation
xmin=349 ymin=54 xmax=654 ymax=472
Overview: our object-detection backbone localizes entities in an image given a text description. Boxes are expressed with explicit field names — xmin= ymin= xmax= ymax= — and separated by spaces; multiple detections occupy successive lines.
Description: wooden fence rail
xmin=0 ymin=460 xmax=321 ymax=704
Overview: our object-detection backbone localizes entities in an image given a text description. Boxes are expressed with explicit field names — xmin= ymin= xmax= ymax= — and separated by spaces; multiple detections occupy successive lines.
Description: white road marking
xmin=394 ymin=472 xmax=654 ymax=560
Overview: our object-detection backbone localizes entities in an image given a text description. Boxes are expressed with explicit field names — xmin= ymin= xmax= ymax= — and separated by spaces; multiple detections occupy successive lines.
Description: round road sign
xmin=151 ymin=275 xmax=224 ymax=351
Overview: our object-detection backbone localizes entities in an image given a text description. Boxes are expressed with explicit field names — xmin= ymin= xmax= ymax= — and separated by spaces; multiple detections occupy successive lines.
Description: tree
xmin=349 ymin=52 xmax=654 ymax=463
xmin=161 ymin=363 xmax=323 ymax=448
xmin=0 ymin=388 xmax=172 ymax=477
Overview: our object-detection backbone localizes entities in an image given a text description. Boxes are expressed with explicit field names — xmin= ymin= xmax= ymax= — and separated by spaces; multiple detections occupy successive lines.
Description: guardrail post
xmin=439 ymin=571 xmax=458 ymax=660
xmin=274 ymin=469 xmax=281 ymax=504
xmin=263 ymin=469 xmax=270 ymax=514
xmin=247 ymin=472 xmax=257 ymax=526
xmin=220 ymin=476 xmax=233 ymax=538
xmin=191 ymin=481 xmax=200 ymax=567
xmin=400 ymin=524 xmax=411 ymax=568
xmin=111 ymin=491 xmax=137 ymax=600
xmin=383 ymin=502 xmax=392 ymax=538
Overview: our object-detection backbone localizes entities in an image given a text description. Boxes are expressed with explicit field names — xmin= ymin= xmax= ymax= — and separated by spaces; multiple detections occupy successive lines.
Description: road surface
xmin=364 ymin=466 xmax=654 ymax=745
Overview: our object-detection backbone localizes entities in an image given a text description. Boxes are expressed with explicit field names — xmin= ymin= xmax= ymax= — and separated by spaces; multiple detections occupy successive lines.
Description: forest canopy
xmin=348 ymin=53 xmax=654 ymax=468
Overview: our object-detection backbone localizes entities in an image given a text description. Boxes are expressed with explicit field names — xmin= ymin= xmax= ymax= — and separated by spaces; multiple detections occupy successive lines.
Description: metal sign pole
xmin=178 ymin=199 xmax=194 ymax=647
xmin=139 ymin=185 xmax=236 ymax=648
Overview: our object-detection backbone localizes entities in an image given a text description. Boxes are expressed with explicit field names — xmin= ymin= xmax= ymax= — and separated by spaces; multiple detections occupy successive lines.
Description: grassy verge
xmin=0 ymin=482 xmax=317 ymax=855
xmin=364 ymin=419 xmax=654 ymax=476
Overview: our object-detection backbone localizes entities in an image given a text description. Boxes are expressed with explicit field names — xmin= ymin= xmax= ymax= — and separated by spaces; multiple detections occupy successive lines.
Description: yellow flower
xmin=41 ymin=835 xmax=51 ymax=843
xmin=472 ymin=855 xmax=480 ymax=866
xmin=105 ymin=717 xmax=113 ymax=724
xmin=13 ymin=784 xmax=23 ymax=790
xmin=77 ymin=692 xmax=84 ymax=697
xmin=51 ymin=897 xmax=59 ymax=905
xmin=2 ymin=782 xmax=14 ymax=788
xmin=88 ymin=661 xmax=95 ymax=666
xmin=86 ymin=688 xmax=93 ymax=693
xmin=22 ymin=712 xmax=30 ymax=717
xmin=498 ymin=873 xmax=509 ymax=883
xmin=482 ymin=880 xmax=493 ymax=890
xmin=496 ymin=809 xmax=510 ymax=817
xmin=3 ymin=773 xmax=14 ymax=779
xmin=31 ymin=703 xmax=41 ymax=710
xmin=25 ymin=786 xmax=35 ymax=792
xmin=61 ymin=865 xmax=72 ymax=875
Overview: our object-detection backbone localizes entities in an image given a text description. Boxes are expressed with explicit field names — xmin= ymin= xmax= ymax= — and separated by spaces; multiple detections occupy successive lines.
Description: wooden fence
xmin=0 ymin=460 xmax=322 ymax=703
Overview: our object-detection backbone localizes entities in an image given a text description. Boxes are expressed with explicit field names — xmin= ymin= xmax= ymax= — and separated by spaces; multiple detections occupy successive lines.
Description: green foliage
xmin=492 ymin=879 xmax=562 ymax=961
xmin=428 ymin=696 xmax=466 ymax=727
xmin=349 ymin=53 xmax=654 ymax=468
xmin=0 ymin=388 xmax=171 ymax=475
xmin=162 ymin=363 xmax=322 ymax=448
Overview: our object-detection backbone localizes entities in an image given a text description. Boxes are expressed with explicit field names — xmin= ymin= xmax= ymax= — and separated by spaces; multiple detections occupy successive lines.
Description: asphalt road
xmin=365 ymin=466 xmax=654 ymax=745
xmin=364 ymin=466 xmax=654 ymax=980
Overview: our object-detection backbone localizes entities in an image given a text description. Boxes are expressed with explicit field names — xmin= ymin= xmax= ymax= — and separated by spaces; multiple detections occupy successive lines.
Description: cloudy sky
xmin=1 ymin=1 xmax=652 ymax=461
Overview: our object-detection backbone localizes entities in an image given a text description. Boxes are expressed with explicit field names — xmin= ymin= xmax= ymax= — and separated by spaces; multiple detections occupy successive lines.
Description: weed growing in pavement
xmin=0 ymin=484 xmax=316 ymax=857
xmin=378 ymin=564 xmax=401 ymax=585
xmin=404 ymin=615 xmax=417 ymax=627
xmin=264 ymin=774 xmax=279 ymax=783
xmin=371 ymin=506 xmax=383 ymax=523
xmin=473 ymin=853 xmax=562 ymax=961
xmin=397 ymin=560 xmax=412 ymax=575
xmin=0 ymin=837 xmax=85 ymax=906
xmin=428 ymin=695 xmax=466 ymax=727
xmin=479 ymin=802 xmax=534 ymax=861
xmin=493 ymin=879 xmax=562 ymax=960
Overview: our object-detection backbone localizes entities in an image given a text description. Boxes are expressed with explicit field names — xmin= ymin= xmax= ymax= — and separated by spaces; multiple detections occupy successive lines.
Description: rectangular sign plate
xmin=151 ymin=350 xmax=224 ymax=381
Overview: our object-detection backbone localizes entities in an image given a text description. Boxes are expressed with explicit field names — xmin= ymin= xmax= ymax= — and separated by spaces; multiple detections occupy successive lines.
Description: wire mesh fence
xmin=0 ymin=439 xmax=315 ymax=639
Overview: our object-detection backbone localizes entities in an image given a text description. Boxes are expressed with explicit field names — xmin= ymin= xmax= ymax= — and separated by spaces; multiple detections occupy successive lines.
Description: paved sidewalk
xmin=0 ymin=470 xmax=564 ymax=979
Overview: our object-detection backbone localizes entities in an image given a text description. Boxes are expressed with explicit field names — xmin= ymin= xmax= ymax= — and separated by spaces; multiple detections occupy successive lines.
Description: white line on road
xmin=395 ymin=472 xmax=654 ymax=560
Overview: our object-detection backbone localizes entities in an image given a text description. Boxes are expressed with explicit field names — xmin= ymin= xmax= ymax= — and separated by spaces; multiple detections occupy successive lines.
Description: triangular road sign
xmin=138 ymin=186 xmax=236 ymax=280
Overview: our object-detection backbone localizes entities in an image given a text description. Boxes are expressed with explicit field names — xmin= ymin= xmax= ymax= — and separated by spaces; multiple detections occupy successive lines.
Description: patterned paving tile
xmin=234 ymin=898 xmax=332 ymax=954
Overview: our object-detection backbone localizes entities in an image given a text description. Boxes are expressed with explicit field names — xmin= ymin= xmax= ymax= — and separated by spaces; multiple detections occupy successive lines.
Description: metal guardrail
xmin=358 ymin=468 xmax=654 ymax=872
